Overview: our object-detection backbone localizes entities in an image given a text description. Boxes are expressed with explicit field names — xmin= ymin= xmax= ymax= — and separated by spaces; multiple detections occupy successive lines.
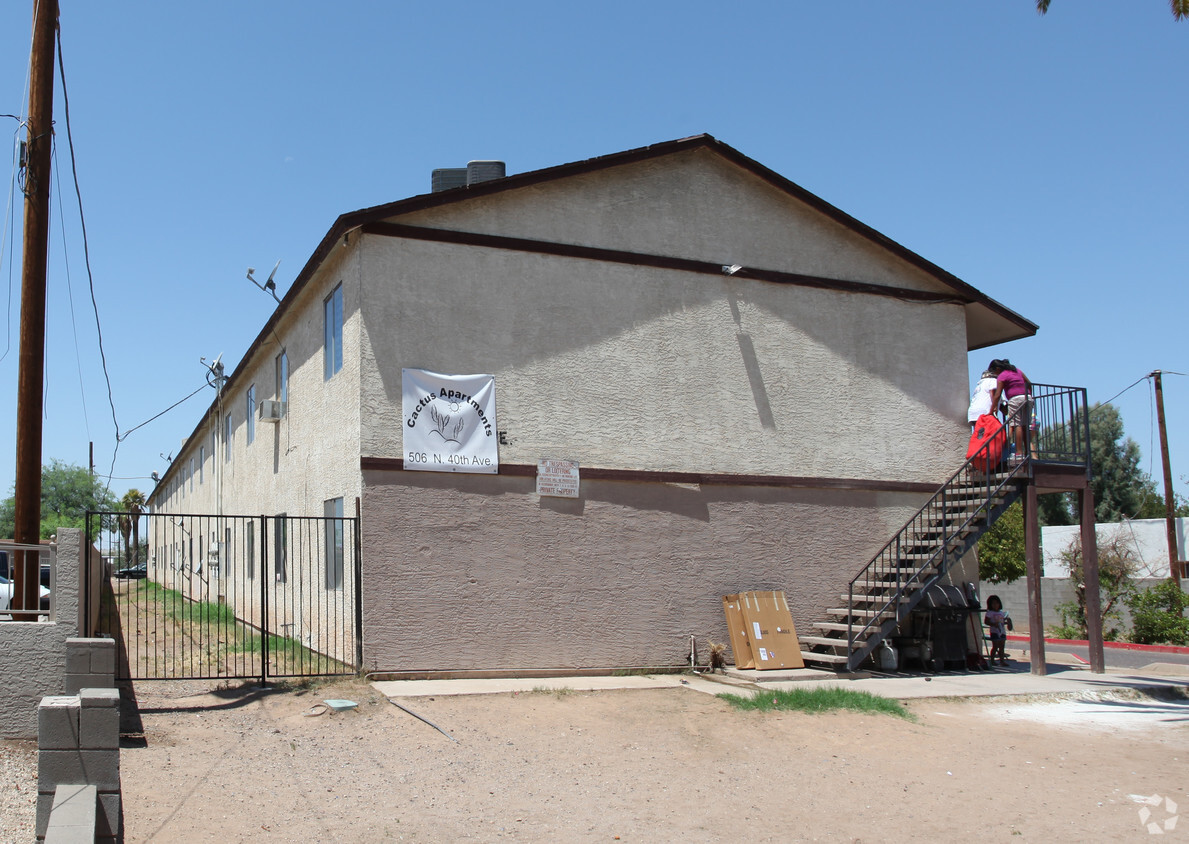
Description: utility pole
xmin=1151 ymin=371 xmax=1182 ymax=589
xmin=12 ymin=0 xmax=59 ymax=618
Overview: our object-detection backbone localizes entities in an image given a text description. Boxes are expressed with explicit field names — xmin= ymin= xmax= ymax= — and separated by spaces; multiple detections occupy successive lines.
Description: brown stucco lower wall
xmin=360 ymin=469 xmax=928 ymax=672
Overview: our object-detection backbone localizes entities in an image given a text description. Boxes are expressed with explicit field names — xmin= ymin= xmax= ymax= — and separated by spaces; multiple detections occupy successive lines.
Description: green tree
xmin=1126 ymin=580 xmax=1189 ymax=646
xmin=1037 ymin=0 xmax=1188 ymax=20
xmin=1040 ymin=403 xmax=1162 ymax=524
xmin=978 ymin=500 xmax=1026 ymax=584
xmin=0 ymin=459 xmax=120 ymax=540
xmin=118 ymin=489 xmax=147 ymax=566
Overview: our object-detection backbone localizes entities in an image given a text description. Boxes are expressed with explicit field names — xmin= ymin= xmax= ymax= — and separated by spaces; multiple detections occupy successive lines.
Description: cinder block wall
xmin=991 ymin=577 xmax=1189 ymax=636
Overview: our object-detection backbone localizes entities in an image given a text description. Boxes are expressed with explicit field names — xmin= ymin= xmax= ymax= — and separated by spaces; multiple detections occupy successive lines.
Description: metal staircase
xmin=799 ymin=437 xmax=1028 ymax=671
xmin=797 ymin=382 xmax=1091 ymax=671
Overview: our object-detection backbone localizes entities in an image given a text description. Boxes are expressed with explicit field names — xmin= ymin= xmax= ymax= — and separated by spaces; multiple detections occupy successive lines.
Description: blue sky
xmin=1 ymin=2 xmax=1186 ymax=506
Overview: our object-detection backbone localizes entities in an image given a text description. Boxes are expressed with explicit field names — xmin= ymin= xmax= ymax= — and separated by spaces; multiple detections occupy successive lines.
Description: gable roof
xmin=283 ymin=134 xmax=1033 ymax=354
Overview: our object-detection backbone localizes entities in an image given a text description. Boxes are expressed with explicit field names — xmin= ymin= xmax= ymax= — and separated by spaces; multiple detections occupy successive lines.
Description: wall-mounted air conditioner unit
xmin=258 ymin=400 xmax=286 ymax=422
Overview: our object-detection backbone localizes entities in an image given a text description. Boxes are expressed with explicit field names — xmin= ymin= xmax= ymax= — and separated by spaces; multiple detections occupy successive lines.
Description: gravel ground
xmin=0 ymin=739 xmax=37 ymax=843
xmin=7 ymin=678 xmax=1188 ymax=842
xmin=116 ymin=677 xmax=1189 ymax=842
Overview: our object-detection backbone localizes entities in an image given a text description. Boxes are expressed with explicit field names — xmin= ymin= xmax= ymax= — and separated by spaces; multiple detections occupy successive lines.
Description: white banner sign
xmin=402 ymin=369 xmax=498 ymax=474
xmin=536 ymin=459 xmax=580 ymax=498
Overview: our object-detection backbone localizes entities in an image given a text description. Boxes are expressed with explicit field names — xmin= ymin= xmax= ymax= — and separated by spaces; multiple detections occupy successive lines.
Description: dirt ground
xmin=40 ymin=676 xmax=1172 ymax=843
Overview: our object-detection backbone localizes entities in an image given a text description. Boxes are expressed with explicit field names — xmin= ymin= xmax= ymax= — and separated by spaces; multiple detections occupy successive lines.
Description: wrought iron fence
xmin=86 ymin=511 xmax=361 ymax=683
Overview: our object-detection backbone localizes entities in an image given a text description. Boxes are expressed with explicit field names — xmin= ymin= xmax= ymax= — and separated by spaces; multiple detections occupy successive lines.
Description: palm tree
xmin=1037 ymin=0 xmax=1188 ymax=19
xmin=118 ymin=489 xmax=146 ymax=567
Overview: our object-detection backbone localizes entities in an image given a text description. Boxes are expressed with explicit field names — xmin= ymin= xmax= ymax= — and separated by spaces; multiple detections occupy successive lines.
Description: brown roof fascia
xmin=361 ymin=456 xmax=939 ymax=495
xmin=361 ymin=220 xmax=963 ymax=305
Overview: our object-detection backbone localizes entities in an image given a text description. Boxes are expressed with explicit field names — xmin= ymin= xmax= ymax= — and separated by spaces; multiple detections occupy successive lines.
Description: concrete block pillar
xmin=37 ymin=688 xmax=122 ymax=842
xmin=63 ymin=637 xmax=116 ymax=694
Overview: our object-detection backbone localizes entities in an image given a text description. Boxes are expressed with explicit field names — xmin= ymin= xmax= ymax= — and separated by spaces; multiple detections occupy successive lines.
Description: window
xmin=224 ymin=527 xmax=232 ymax=579
xmin=274 ymin=515 xmax=287 ymax=583
xmin=199 ymin=446 xmax=205 ymax=484
xmin=324 ymin=497 xmax=344 ymax=589
xmin=246 ymin=385 xmax=256 ymax=445
xmin=324 ymin=283 xmax=343 ymax=380
xmin=224 ymin=413 xmax=233 ymax=462
xmin=246 ymin=521 xmax=255 ymax=580
xmin=189 ymin=458 xmax=195 ymax=492
xmin=276 ymin=350 xmax=289 ymax=405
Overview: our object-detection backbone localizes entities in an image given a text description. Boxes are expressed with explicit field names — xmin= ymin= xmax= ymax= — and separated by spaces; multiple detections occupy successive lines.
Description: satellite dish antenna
xmin=201 ymin=353 xmax=226 ymax=391
xmin=247 ymin=259 xmax=282 ymax=303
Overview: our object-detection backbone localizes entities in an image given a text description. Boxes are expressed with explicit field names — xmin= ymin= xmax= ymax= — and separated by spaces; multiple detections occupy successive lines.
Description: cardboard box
xmin=721 ymin=594 xmax=755 ymax=669
xmin=737 ymin=591 xmax=804 ymax=670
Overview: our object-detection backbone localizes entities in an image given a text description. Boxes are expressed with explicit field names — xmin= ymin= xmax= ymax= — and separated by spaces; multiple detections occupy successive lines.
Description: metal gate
xmin=86 ymin=511 xmax=362 ymax=683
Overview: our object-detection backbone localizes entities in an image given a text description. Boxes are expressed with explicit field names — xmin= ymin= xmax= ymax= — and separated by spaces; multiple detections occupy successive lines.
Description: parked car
xmin=0 ymin=574 xmax=51 ymax=613
xmin=0 ymin=551 xmax=52 ymax=587
xmin=114 ymin=562 xmax=147 ymax=580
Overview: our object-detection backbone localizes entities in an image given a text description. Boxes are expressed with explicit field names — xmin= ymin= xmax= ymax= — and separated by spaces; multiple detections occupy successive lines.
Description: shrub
xmin=1050 ymin=534 xmax=1138 ymax=640
xmin=1126 ymin=580 xmax=1189 ymax=646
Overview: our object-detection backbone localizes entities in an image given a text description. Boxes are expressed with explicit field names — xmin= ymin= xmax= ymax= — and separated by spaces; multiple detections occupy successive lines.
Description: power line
xmin=1093 ymin=374 xmax=1149 ymax=413
xmin=56 ymin=23 xmax=121 ymax=492
xmin=118 ymin=383 xmax=208 ymax=442
xmin=51 ymin=147 xmax=91 ymax=442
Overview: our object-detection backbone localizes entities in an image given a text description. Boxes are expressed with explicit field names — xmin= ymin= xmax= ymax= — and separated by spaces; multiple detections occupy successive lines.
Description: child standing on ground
xmin=985 ymin=595 xmax=1011 ymax=666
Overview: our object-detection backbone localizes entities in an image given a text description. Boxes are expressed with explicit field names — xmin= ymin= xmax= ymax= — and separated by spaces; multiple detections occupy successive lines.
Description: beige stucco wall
xmin=361 ymin=471 xmax=929 ymax=672
xmin=356 ymin=237 xmax=968 ymax=482
xmin=397 ymin=148 xmax=955 ymax=297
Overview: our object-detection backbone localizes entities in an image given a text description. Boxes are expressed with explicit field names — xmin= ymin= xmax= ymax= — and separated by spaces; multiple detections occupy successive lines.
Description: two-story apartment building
xmin=147 ymin=135 xmax=1035 ymax=673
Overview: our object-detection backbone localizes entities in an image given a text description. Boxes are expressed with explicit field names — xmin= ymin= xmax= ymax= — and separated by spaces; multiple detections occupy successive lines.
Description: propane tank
xmin=878 ymin=639 xmax=899 ymax=672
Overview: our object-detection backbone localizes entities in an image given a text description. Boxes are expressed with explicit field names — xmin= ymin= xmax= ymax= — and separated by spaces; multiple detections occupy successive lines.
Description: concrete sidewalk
xmin=371 ymin=648 xmax=1189 ymax=703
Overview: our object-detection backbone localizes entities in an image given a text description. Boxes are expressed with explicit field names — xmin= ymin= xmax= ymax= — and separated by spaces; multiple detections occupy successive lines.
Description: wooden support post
xmin=12 ymin=0 xmax=58 ymax=618
xmin=1079 ymin=489 xmax=1105 ymax=673
xmin=1024 ymin=482 xmax=1046 ymax=675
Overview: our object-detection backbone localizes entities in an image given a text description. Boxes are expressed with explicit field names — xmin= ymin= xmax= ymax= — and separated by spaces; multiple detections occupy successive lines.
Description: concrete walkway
xmin=371 ymin=647 xmax=1189 ymax=703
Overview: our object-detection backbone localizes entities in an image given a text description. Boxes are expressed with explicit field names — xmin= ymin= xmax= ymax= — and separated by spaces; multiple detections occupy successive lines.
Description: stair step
xmin=826 ymin=607 xmax=893 ymax=619
xmin=800 ymin=651 xmax=850 ymax=665
xmin=858 ymin=566 xmax=938 ymax=579
xmin=798 ymin=635 xmax=856 ymax=650
xmin=843 ymin=593 xmax=913 ymax=603
xmin=814 ymin=621 xmax=883 ymax=635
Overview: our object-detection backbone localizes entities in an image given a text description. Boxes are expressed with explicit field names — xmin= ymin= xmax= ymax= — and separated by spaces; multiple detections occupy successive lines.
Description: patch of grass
xmin=717 ymin=687 xmax=914 ymax=720
xmin=530 ymin=685 xmax=573 ymax=697
xmin=130 ymin=578 xmax=350 ymax=674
